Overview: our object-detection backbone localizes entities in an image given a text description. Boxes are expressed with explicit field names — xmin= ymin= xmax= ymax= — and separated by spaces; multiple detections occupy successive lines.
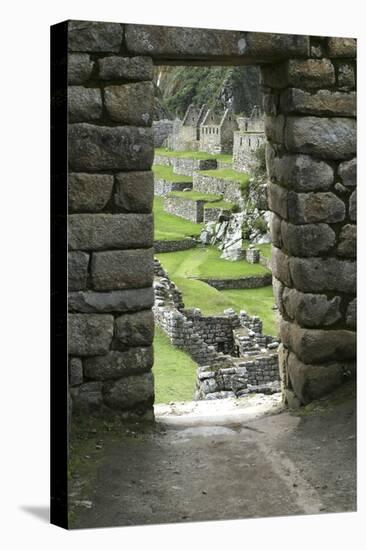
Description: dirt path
xmin=69 ymin=387 xmax=356 ymax=529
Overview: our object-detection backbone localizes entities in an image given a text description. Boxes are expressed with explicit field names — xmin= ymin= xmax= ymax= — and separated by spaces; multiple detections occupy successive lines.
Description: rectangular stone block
xmin=282 ymin=288 xmax=342 ymax=327
xmin=68 ymin=86 xmax=102 ymax=122
xmin=68 ymin=213 xmax=153 ymax=251
xmin=266 ymin=146 xmax=334 ymax=192
xmin=349 ymin=190 xmax=356 ymax=221
xmin=280 ymin=319 xmax=356 ymax=363
xmin=264 ymin=115 xmax=285 ymax=144
xmin=337 ymin=63 xmax=355 ymax=90
xmin=84 ymin=347 xmax=153 ymax=380
xmin=114 ymin=171 xmax=154 ymax=213
xmin=261 ymin=59 xmax=335 ymax=89
xmin=91 ymin=248 xmax=154 ymax=291
xmin=69 ymin=357 xmax=83 ymax=386
xmin=281 ymin=89 xmax=356 ymax=117
xmin=68 ymin=251 xmax=89 ymax=291
xmin=114 ymin=310 xmax=154 ymax=349
xmin=287 ymin=191 xmax=345 ymax=224
xmin=338 ymin=158 xmax=356 ymax=187
xmin=269 ymin=213 xmax=283 ymax=248
xmin=271 ymin=246 xmax=292 ymax=286
xmin=103 ymin=372 xmax=154 ymax=410
xmin=68 ymin=53 xmax=93 ymax=85
xmin=98 ymin=56 xmax=154 ymax=81
xmin=68 ymin=287 xmax=154 ymax=313
xmin=104 ymin=82 xmax=154 ymax=126
xmin=125 ymin=26 xmax=309 ymax=59
xmin=327 ymin=37 xmax=357 ymax=58
xmin=68 ymin=173 xmax=113 ymax=212
xmin=267 ymin=182 xmax=288 ymax=219
xmin=68 ymin=20 xmax=123 ymax=52
xmin=284 ymin=117 xmax=356 ymax=159
xmin=290 ymin=257 xmax=356 ymax=293
xmin=68 ymin=313 xmax=114 ymax=356
xmin=337 ymin=224 xmax=356 ymax=258
xmin=281 ymin=221 xmax=335 ymax=256
xmin=68 ymin=124 xmax=154 ymax=172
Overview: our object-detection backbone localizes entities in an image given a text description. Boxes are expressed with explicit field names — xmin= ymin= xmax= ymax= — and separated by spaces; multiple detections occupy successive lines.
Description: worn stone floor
xmin=68 ymin=384 xmax=356 ymax=529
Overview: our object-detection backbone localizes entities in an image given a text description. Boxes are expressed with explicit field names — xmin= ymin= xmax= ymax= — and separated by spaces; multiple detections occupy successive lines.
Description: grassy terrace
xmin=155 ymin=148 xmax=233 ymax=163
xmin=157 ymin=246 xmax=270 ymax=280
xmin=199 ymin=168 xmax=250 ymax=193
xmin=204 ymin=200 xmax=236 ymax=211
xmin=243 ymin=240 xmax=273 ymax=260
xmin=168 ymin=190 xmax=223 ymax=202
xmin=153 ymin=327 xmax=197 ymax=403
xmin=152 ymin=164 xmax=192 ymax=183
xmin=154 ymin=197 xmax=203 ymax=241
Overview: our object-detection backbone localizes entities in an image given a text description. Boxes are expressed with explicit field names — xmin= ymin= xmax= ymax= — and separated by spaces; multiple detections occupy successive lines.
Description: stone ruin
xmin=153 ymin=259 xmax=280 ymax=400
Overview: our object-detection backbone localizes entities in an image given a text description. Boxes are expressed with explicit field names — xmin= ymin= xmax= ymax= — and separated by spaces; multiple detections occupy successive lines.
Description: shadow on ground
xmin=68 ymin=382 xmax=356 ymax=529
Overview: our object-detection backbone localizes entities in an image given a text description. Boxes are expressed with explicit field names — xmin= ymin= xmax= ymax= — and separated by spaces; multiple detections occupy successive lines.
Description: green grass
xmin=214 ymin=153 xmax=233 ymax=163
xmin=243 ymin=240 xmax=273 ymax=259
xmin=154 ymin=197 xmax=203 ymax=241
xmin=153 ymin=327 xmax=197 ymax=403
xmin=204 ymin=200 xmax=236 ymax=211
xmin=156 ymin=246 xmax=270 ymax=280
xmin=155 ymin=148 xmax=233 ymax=163
xmin=153 ymin=164 xmax=192 ymax=183
xmin=168 ymin=190 xmax=223 ymax=202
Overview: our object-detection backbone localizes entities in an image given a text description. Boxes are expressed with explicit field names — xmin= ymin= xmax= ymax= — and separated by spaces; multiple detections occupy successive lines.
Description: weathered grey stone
xmin=288 ymin=191 xmax=345 ymax=224
xmin=281 ymin=89 xmax=356 ymax=117
xmin=289 ymin=257 xmax=356 ymax=293
xmin=125 ymin=26 xmax=309 ymax=59
xmin=327 ymin=37 xmax=357 ymax=58
xmin=114 ymin=171 xmax=154 ymax=213
xmin=68 ymin=287 xmax=154 ymax=313
xmin=349 ymin=191 xmax=356 ymax=221
xmin=73 ymin=381 xmax=104 ymax=411
xmin=269 ymin=213 xmax=283 ymax=248
xmin=103 ymin=372 xmax=154 ymax=410
xmin=84 ymin=347 xmax=153 ymax=380
xmin=68 ymin=173 xmax=113 ymax=212
xmin=280 ymin=319 xmax=356 ymax=363
xmin=69 ymin=357 xmax=83 ymax=386
xmin=68 ymin=251 xmax=89 ymax=291
xmin=91 ymin=248 xmax=154 ymax=291
xmin=337 ymin=63 xmax=355 ymax=90
xmin=271 ymin=246 xmax=291 ymax=286
xmin=262 ymin=59 xmax=335 ymax=89
xmin=267 ymin=183 xmax=288 ymax=219
xmin=114 ymin=310 xmax=154 ymax=348
xmin=282 ymin=288 xmax=342 ymax=327
xmin=104 ymin=82 xmax=154 ymax=126
xmin=338 ymin=158 xmax=356 ymax=187
xmin=272 ymin=276 xmax=285 ymax=315
xmin=98 ymin=56 xmax=154 ymax=81
xmin=281 ymin=221 xmax=336 ymax=256
xmin=287 ymin=351 xmax=354 ymax=405
xmin=264 ymin=115 xmax=285 ymax=144
xmin=337 ymin=224 xmax=356 ymax=258
xmin=285 ymin=117 xmax=356 ymax=159
xmin=266 ymin=146 xmax=334 ymax=192
xmin=68 ymin=213 xmax=153 ymax=251
xmin=68 ymin=53 xmax=93 ymax=85
xmin=68 ymin=86 xmax=102 ymax=122
xmin=68 ymin=124 xmax=154 ymax=172
xmin=346 ymin=299 xmax=356 ymax=329
xmin=68 ymin=314 xmax=113 ymax=356
xmin=68 ymin=21 xmax=123 ymax=52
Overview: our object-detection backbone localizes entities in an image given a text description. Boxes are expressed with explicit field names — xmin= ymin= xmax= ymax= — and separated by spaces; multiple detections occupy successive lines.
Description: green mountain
xmin=154 ymin=65 xmax=261 ymax=120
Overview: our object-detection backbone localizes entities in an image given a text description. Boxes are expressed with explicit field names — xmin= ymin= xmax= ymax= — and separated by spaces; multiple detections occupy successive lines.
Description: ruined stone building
xmin=199 ymin=108 xmax=239 ymax=154
xmin=167 ymin=104 xmax=208 ymax=151
xmin=233 ymin=107 xmax=265 ymax=172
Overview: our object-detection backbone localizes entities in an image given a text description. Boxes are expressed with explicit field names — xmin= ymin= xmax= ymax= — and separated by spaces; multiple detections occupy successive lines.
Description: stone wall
xmin=154 ymin=177 xmax=192 ymax=197
xmin=153 ymin=120 xmax=174 ymax=147
xmin=67 ymin=21 xmax=156 ymax=419
xmin=193 ymin=172 xmax=242 ymax=204
xmin=173 ymin=157 xmax=217 ymax=176
xmin=164 ymin=195 xmax=205 ymax=222
xmin=154 ymin=238 xmax=197 ymax=253
xmin=233 ymin=131 xmax=266 ymax=173
xmin=262 ymin=38 xmax=357 ymax=405
xmin=198 ymin=273 xmax=272 ymax=290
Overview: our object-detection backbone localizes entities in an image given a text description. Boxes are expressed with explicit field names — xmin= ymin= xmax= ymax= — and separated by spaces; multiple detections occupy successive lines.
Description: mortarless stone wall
xmin=66 ymin=21 xmax=356 ymax=415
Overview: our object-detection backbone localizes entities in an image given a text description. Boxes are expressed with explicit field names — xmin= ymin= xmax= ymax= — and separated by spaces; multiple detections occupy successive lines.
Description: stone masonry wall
xmin=262 ymin=37 xmax=357 ymax=406
xmin=154 ymin=177 xmax=192 ymax=197
xmin=193 ymin=173 xmax=243 ymax=204
xmin=67 ymin=21 xmax=156 ymax=419
xmin=164 ymin=195 xmax=205 ymax=222
xmin=153 ymin=120 xmax=174 ymax=147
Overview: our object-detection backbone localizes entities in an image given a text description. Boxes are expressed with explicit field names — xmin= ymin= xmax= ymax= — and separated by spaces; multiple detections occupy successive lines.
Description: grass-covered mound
xmin=156 ymin=246 xmax=270 ymax=280
xmin=154 ymin=197 xmax=203 ymax=241
xmin=153 ymin=327 xmax=197 ymax=403
xmin=153 ymin=164 xmax=192 ymax=183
